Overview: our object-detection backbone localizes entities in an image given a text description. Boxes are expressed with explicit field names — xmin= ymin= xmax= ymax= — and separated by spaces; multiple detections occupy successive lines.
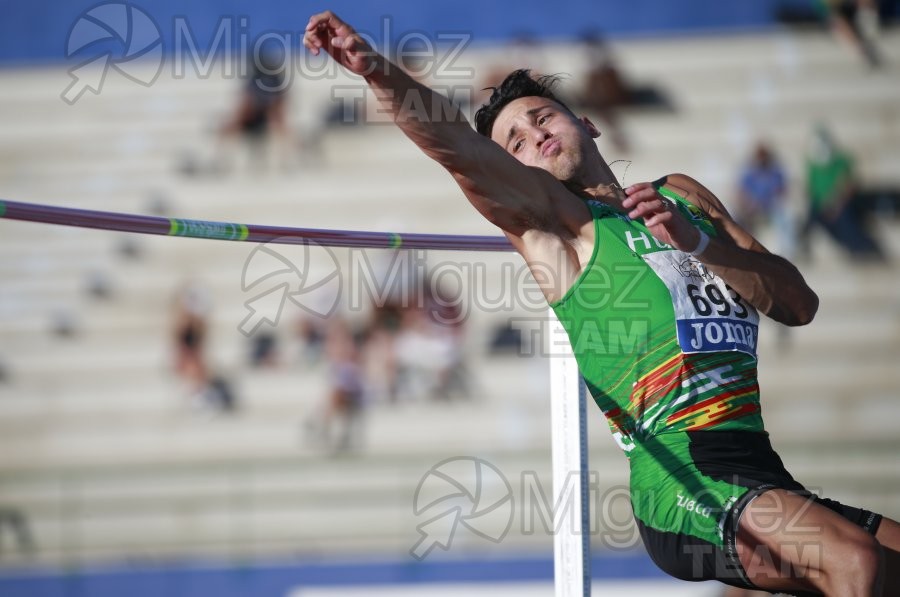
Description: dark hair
xmin=474 ymin=69 xmax=571 ymax=137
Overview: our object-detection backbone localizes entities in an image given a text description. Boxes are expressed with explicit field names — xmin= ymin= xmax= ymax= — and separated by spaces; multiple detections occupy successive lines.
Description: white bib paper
xmin=643 ymin=251 xmax=759 ymax=358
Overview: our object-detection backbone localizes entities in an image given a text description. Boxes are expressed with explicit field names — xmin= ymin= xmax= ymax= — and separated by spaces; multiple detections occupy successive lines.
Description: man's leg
xmin=735 ymin=489 xmax=882 ymax=596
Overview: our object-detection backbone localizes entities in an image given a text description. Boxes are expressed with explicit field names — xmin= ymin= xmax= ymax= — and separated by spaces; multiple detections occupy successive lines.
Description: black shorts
xmin=634 ymin=431 xmax=882 ymax=594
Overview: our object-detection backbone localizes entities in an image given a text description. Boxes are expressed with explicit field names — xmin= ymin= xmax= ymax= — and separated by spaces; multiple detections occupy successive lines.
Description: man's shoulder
xmin=652 ymin=173 xmax=729 ymax=218
xmin=652 ymin=173 xmax=703 ymax=197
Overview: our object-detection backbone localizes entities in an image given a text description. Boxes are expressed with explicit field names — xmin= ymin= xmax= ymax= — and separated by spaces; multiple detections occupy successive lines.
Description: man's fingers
xmin=342 ymin=35 xmax=365 ymax=53
xmin=621 ymin=187 xmax=658 ymax=208
xmin=643 ymin=210 xmax=673 ymax=228
xmin=625 ymin=182 xmax=653 ymax=196
xmin=304 ymin=36 xmax=324 ymax=55
xmin=307 ymin=11 xmax=353 ymax=39
xmin=619 ymin=181 xmax=692 ymax=247
xmin=302 ymin=30 xmax=320 ymax=53
xmin=306 ymin=10 xmax=338 ymax=32
xmin=628 ymin=198 xmax=665 ymax=220
xmin=304 ymin=11 xmax=359 ymax=58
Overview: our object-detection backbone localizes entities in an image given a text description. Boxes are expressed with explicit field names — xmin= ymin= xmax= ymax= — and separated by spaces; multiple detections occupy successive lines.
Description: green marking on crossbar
xmin=168 ymin=218 xmax=248 ymax=241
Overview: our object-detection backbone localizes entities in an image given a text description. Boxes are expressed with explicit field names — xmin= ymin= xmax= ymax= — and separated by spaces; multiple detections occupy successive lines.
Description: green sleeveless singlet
xmin=549 ymin=186 xmax=768 ymax=546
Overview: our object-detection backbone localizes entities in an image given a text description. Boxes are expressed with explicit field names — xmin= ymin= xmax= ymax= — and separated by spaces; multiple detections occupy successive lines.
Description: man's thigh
xmin=736 ymin=488 xmax=880 ymax=594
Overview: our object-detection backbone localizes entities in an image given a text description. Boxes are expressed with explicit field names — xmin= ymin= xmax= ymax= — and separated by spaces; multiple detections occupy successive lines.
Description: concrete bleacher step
xmin=0 ymin=350 xmax=894 ymax=476
xmin=1 ymin=37 xmax=897 ymax=187
xmin=0 ymin=351 xmax=551 ymax=455
xmin=0 ymin=446 xmax=567 ymax=566
xmin=1 ymin=434 xmax=896 ymax=567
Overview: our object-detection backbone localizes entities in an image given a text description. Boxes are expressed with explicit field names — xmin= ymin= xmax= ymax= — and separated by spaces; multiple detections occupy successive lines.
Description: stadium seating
xmin=0 ymin=29 xmax=898 ymax=568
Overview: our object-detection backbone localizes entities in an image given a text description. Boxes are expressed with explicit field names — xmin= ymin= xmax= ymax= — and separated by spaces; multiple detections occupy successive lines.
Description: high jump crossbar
xmin=0 ymin=198 xmax=591 ymax=597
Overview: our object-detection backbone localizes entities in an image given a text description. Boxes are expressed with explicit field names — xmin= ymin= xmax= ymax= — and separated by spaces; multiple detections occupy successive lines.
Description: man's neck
xmin=564 ymin=157 xmax=623 ymax=205
xmin=564 ymin=175 xmax=626 ymax=210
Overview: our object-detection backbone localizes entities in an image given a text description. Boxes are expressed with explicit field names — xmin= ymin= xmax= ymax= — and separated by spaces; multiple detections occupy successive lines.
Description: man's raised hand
xmin=623 ymin=182 xmax=702 ymax=254
xmin=303 ymin=11 xmax=376 ymax=76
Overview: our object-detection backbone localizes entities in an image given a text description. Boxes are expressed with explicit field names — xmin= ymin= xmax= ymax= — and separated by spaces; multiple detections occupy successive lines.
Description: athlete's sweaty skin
xmin=305 ymin=11 xmax=899 ymax=595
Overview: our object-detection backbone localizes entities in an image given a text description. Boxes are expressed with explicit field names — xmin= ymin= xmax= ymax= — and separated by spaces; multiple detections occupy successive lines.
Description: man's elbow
xmin=784 ymin=290 xmax=819 ymax=327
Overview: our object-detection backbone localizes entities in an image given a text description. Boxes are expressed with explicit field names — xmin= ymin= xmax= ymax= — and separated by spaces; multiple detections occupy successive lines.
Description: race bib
xmin=643 ymin=251 xmax=759 ymax=357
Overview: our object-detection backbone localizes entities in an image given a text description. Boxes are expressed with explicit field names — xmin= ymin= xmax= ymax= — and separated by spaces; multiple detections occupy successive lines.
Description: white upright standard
xmin=548 ymin=308 xmax=591 ymax=597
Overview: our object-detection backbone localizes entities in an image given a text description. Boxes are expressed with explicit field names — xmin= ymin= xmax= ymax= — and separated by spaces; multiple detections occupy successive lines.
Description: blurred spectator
xmin=353 ymin=251 xmax=472 ymax=403
xmin=249 ymin=330 xmax=279 ymax=368
xmin=574 ymin=33 xmax=632 ymax=153
xmin=736 ymin=143 xmax=797 ymax=349
xmin=295 ymin=315 xmax=326 ymax=367
xmin=306 ymin=317 xmax=367 ymax=453
xmin=217 ymin=40 xmax=295 ymax=173
xmin=814 ymin=0 xmax=884 ymax=67
xmin=489 ymin=320 xmax=525 ymax=354
xmin=426 ymin=281 xmax=471 ymax=401
xmin=173 ymin=282 xmax=209 ymax=390
xmin=50 ymin=310 xmax=78 ymax=339
xmin=172 ymin=281 xmax=240 ymax=412
xmin=115 ymin=236 xmax=143 ymax=260
xmin=86 ymin=270 xmax=113 ymax=300
xmin=205 ymin=375 xmax=238 ymax=413
xmin=735 ymin=142 xmax=796 ymax=258
xmin=392 ymin=279 xmax=470 ymax=402
xmin=800 ymin=125 xmax=886 ymax=262
xmin=358 ymin=249 xmax=423 ymax=403
xmin=393 ymin=307 xmax=450 ymax=401
xmin=0 ymin=507 xmax=34 ymax=556
xmin=144 ymin=190 xmax=172 ymax=217
xmin=364 ymin=302 xmax=403 ymax=402
xmin=573 ymin=32 xmax=674 ymax=154
xmin=476 ymin=33 xmax=546 ymax=108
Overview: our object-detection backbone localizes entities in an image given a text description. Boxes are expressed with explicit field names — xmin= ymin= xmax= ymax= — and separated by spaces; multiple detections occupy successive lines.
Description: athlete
xmin=303 ymin=11 xmax=899 ymax=595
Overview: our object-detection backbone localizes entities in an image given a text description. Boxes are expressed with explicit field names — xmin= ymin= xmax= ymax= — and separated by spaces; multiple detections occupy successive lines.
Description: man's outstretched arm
xmin=623 ymin=175 xmax=819 ymax=327
xmin=303 ymin=11 xmax=578 ymax=239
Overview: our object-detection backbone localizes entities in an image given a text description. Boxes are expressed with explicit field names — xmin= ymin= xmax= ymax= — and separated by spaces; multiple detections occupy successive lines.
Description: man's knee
xmin=826 ymin=531 xmax=881 ymax=585
xmin=850 ymin=533 xmax=882 ymax=571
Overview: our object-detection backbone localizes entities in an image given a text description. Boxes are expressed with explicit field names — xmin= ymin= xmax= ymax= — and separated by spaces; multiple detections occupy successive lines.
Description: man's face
xmin=490 ymin=96 xmax=599 ymax=183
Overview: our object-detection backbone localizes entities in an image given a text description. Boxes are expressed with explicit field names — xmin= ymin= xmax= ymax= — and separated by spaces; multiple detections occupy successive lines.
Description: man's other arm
xmin=662 ymin=173 xmax=818 ymax=326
